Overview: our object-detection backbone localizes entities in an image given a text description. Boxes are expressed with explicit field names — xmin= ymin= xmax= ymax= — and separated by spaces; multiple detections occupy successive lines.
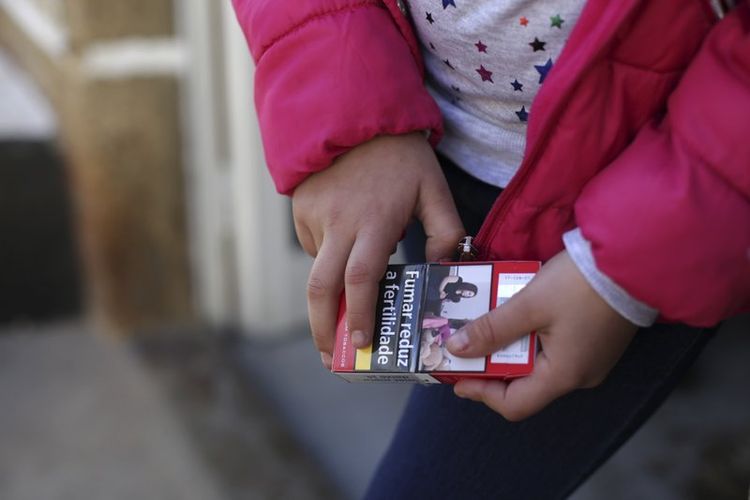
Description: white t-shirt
xmin=408 ymin=0 xmax=583 ymax=186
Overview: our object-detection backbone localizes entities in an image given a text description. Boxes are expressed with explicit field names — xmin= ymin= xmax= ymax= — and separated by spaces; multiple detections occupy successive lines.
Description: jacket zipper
xmin=473 ymin=93 xmax=572 ymax=259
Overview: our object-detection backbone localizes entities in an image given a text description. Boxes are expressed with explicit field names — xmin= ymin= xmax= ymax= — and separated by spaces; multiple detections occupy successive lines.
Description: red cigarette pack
xmin=332 ymin=261 xmax=540 ymax=384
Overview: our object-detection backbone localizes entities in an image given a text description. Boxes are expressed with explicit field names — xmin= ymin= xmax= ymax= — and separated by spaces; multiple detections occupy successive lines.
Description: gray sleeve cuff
xmin=563 ymin=228 xmax=659 ymax=327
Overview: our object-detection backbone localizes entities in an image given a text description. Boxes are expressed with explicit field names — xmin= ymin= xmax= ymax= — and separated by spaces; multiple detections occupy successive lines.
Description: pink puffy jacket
xmin=233 ymin=0 xmax=750 ymax=326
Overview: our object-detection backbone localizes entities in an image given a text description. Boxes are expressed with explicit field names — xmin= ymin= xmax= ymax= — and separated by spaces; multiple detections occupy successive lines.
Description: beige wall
xmin=29 ymin=0 xmax=66 ymax=25
xmin=0 ymin=0 xmax=191 ymax=333
xmin=64 ymin=0 xmax=173 ymax=49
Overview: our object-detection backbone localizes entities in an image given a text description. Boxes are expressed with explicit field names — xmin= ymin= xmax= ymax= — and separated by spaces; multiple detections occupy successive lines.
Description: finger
xmin=416 ymin=173 xmax=465 ymax=262
xmin=292 ymin=194 xmax=323 ymax=256
xmin=307 ymin=235 xmax=353 ymax=355
xmin=446 ymin=291 xmax=542 ymax=357
xmin=454 ymin=352 xmax=572 ymax=421
xmin=344 ymin=230 xmax=394 ymax=348
xmin=293 ymin=218 xmax=318 ymax=257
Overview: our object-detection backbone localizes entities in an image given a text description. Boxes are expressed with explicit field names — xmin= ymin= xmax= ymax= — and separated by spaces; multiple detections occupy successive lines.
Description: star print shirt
xmin=409 ymin=0 xmax=583 ymax=188
xmin=407 ymin=0 xmax=658 ymax=327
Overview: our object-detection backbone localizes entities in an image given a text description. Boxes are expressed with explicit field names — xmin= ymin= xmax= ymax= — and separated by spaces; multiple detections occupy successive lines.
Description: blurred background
xmin=0 ymin=0 xmax=747 ymax=499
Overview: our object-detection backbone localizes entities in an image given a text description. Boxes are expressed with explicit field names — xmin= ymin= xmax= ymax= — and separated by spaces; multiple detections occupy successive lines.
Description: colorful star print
xmin=410 ymin=1 xmax=577 ymax=137
xmin=476 ymin=65 xmax=493 ymax=82
xmin=535 ymin=58 xmax=553 ymax=83
xmin=529 ymin=37 xmax=546 ymax=52
xmin=516 ymin=106 xmax=529 ymax=122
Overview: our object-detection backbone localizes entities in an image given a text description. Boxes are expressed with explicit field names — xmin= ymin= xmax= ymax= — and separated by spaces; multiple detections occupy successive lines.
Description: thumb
xmin=416 ymin=173 xmax=465 ymax=262
xmin=447 ymin=291 xmax=542 ymax=358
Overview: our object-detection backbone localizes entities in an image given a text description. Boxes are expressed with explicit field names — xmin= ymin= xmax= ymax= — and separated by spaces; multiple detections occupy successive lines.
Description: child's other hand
xmin=293 ymin=133 xmax=464 ymax=367
xmin=447 ymin=251 xmax=638 ymax=421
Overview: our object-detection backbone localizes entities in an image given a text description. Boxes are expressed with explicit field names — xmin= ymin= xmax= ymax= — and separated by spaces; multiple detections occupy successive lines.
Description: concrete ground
xmin=0 ymin=322 xmax=339 ymax=500
xmin=0 ymin=322 xmax=224 ymax=500
xmin=0 ymin=316 xmax=747 ymax=500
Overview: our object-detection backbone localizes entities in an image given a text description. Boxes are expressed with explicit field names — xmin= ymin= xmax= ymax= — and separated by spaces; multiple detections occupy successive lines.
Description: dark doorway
xmin=0 ymin=140 xmax=82 ymax=323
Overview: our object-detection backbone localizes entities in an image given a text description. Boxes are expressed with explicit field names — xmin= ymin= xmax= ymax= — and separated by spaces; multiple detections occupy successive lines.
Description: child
xmin=232 ymin=0 xmax=749 ymax=497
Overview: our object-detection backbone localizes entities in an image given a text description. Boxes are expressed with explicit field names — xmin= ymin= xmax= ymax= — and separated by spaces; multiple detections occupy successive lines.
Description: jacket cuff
xmin=243 ymin=3 xmax=443 ymax=194
xmin=563 ymin=228 xmax=659 ymax=327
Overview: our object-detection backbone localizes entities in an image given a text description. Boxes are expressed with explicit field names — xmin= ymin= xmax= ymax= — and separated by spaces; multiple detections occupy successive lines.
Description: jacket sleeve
xmin=574 ymin=3 xmax=750 ymax=326
xmin=231 ymin=0 xmax=443 ymax=194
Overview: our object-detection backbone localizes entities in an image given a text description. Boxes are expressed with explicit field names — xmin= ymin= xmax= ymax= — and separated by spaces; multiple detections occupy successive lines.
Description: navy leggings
xmin=363 ymin=157 xmax=713 ymax=500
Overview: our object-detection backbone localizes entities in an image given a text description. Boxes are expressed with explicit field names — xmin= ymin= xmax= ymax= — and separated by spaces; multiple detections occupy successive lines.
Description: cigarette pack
xmin=332 ymin=261 xmax=540 ymax=384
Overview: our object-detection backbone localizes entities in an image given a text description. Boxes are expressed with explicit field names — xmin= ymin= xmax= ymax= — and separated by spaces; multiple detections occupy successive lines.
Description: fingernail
xmin=351 ymin=330 xmax=367 ymax=348
xmin=320 ymin=352 xmax=332 ymax=368
xmin=446 ymin=328 xmax=469 ymax=353
xmin=454 ymin=385 xmax=468 ymax=399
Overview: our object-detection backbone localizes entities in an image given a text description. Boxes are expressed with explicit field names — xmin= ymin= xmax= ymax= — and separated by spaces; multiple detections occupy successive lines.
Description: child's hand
xmin=447 ymin=251 xmax=638 ymax=421
xmin=293 ymin=133 xmax=464 ymax=366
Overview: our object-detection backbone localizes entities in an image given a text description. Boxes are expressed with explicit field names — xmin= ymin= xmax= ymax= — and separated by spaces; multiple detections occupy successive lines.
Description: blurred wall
xmin=179 ymin=1 xmax=312 ymax=335
xmin=0 ymin=0 xmax=192 ymax=333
